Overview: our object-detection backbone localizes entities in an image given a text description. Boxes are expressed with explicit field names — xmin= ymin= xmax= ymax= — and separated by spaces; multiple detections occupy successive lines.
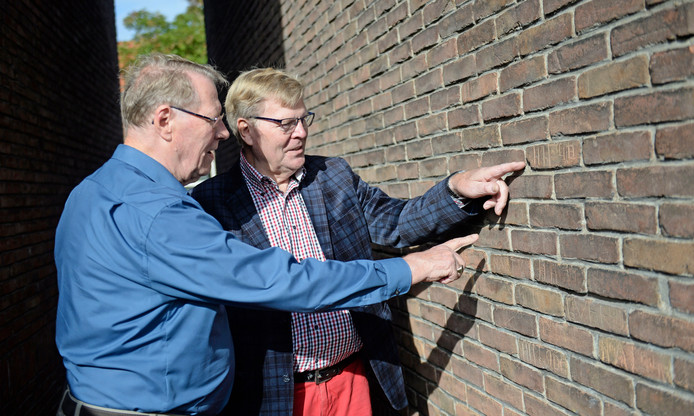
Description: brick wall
xmin=206 ymin=0 xmax=694 ymax=415
xmin=0 ymin=1 xmax=122 ymax=414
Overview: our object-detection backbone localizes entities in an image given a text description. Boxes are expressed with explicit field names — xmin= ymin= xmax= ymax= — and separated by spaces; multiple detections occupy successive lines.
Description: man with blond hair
xmin=192 ymin=67 xmax=525 ymax=416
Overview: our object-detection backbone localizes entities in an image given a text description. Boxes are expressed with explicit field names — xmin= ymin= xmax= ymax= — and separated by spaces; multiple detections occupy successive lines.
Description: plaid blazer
xmin=191 ymin=155 xmax=480 ymax=416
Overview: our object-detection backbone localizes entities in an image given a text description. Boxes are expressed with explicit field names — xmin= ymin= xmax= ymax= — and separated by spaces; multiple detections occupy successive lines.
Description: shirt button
xmin=394 ymin=289 xmax=400 ymax=296
xmin=282 ymin=374 xmax=291 ymax=383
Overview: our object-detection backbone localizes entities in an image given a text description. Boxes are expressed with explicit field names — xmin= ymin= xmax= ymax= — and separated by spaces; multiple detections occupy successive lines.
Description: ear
xmin=237 ymin=118 xmax=254 ymax=147
xmin=152 ymin=105 xmax=174 ymax=141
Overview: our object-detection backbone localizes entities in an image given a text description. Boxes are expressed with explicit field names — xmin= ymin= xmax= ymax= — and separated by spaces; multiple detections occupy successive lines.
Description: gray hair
xmin=121 ymin=53 xmax=228 ymax=131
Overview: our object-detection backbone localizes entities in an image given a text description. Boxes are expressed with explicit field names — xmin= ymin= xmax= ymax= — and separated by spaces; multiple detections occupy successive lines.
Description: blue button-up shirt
xmin=54 ymin=145 xmax=411 ymax=415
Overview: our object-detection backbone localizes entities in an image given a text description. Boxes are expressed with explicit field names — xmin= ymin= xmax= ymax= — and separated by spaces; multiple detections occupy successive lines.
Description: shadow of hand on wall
xmin=398 ymin=258 xmax=485 ymax=416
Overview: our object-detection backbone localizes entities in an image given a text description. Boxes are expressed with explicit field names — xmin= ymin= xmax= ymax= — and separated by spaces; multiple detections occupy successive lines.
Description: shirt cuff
xmin=378 ymin=257 xmax=412 ymax=297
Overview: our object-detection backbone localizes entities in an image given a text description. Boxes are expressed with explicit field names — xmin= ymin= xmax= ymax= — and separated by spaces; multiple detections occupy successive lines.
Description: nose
xmin=292 ymin=119 xmax=308 ymax=138
xmin=216 ymin=121 xmax=230 ymax=141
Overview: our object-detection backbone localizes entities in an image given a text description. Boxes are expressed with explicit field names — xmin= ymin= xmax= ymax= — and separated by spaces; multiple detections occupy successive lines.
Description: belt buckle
xmin=315 ymin=367 xmax=340 ymax=384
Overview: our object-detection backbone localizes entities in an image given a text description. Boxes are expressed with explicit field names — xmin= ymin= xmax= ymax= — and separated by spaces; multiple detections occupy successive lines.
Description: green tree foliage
xmin=117 ymin=0 xmax=207 ymax=68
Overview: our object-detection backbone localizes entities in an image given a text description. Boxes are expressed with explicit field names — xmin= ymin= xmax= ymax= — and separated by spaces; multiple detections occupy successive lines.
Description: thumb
xmin=442 ymin=234 xmax=479 ymax=252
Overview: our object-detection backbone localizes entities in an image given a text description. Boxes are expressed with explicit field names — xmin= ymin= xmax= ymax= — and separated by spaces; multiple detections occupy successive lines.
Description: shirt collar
xmin=112 ymin=144 xmax=188 ymax=196
xmin=239 ymin=152 xmax=305 ymax=192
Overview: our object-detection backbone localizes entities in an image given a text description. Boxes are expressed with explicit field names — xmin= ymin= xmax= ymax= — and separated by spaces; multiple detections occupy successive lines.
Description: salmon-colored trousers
xmin=293 ymin=357 xmax=373 ymax=416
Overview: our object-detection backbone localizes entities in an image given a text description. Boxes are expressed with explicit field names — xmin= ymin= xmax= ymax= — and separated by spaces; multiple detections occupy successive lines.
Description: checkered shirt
xmin=240 ymin=154 xmax=363 ymax=372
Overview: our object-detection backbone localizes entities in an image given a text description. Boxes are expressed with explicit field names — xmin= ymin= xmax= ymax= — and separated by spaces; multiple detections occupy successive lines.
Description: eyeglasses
xmin=251 ymin=112 xmax=315 ymax=133
xmin=171 ymin=106 xmax=224 ymax=126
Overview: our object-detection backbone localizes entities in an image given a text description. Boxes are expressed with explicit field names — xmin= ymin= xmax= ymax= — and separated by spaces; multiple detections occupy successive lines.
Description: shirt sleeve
xmin=144 ymin=199 xmax=411 ymax=312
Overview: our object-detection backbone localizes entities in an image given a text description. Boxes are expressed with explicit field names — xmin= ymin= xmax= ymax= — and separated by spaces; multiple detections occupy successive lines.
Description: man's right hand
xmin=403 ymin=234 xmax=479 ymax=286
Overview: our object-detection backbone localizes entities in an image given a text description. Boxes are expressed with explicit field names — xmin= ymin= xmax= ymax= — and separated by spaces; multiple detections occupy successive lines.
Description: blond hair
xmin=225 ymin=68 xmax=304 ymax=140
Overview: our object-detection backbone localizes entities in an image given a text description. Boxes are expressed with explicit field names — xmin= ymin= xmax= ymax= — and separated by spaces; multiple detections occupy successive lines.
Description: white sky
xmin=114 ymin=0 xmax=190 ymax=41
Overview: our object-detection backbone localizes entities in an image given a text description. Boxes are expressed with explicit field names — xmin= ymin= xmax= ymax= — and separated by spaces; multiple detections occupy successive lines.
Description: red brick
xmin=560 ymin=234 xmax=620 ymax=263
xmin=485 ymin=373 xmax=524 ymax=410
xmin=461 ymin=72 xmax=498 ymax=103
xmin=511 ymin=229 xmax=558 ymax=256
xmin=479 ymin=323 xmax=518 ymax=355
xmin=519 ymin=339 xmax=569 ymax=378
xmin=451 ymin=354 xmax=485 ymax=387
xmin=587 ymin=267 xmax=660 ymax=306
xmin=473 ymin=0 xmax=515 ymax=20
xmin=585 ymin=202 xmax=657 ymax=234
xmin=544 ymin=0 xmax=581 ymax=15
xmin=630 ymin=310 xmax=694 ymax=352
xmin=415 ymin=68 xmax=443 ymax=95
xmin=500 ymin=56 xmax=546 ymax=92
xmin=474 ymin=275 xmax=514 ymax=305
xmin=534 ymin=259 xmax=586 ymax=293
xmin=442 ymin=55 xmax=477 ymax=85
xmin=636 ymin=383 xmax=694 ymax=415
xmin=438 ymin=4 xmax=475 ymax=38
xmin=523 ymin=77 xmax=576 ymax=112
xmin=524 ymin=391 xmax=573 ymax=416
xmin=460 ymin=125 xmax=501 ymax=150
xmin=508 ymin=174 xmax=553 ymax=199
xmin=674 ymin=357 xmax=694 ymax=394
xmin=555 ymin=170 xmax=614 ymax=199
xmin=457 ymin=19 xmax=495 ymax=54
xmin=617 ymin=165 xmax=694 ymax=197
xmin=669 ymin=280 xmax=694 ymax=315
xmin=516 ymin=284 xmax=564 ymax=316
xmin=489 ymin=254 xmax=532 ymax=279
xmin=503 ymin=201 xmax=529 ymax=226
xmin=496 ymin=0 xmax=541 ymax=36
xmin=500 ymin=116 xmax=548 ymax=145
xmin=526 ymin=140 xmax=580 ymax=169
xmin=467 ymin=385 xmax=503 ymax=416
xmin=611 ymin=3 xmax=694 ymax=57
xmin=575 ymin=0 xmax=644 ymax=33
xmin=540 ymin=317 xmax=594 ymax=356
xmin=548 ymin=34 xmax=609 ymax=74
xmin=549 ymin=101 xmax=611 ymax=136
xmin=615 ymin=87 xmax=694 ymax=127
xmin=476 ymin=37 xmax=519 ymax=72
xmin=480 ymin=148 xmax=526 ymax=167
xmin=566 ymin=296 xmax=628 ymax=334
xmin=599 ymin=336 xmax=672 ymax=383
xmin=431 ymin=132 xmax=462 ymax=155
xmin=578 ymin=55 xmax=650 ymax=98
xmin=650 ymin=45 xmax=694 ymax=84
xmin=463 ymin=339 xmax=499 ymax=371
xmin=583 ymin=130 xmax=652 ymax=165
xmin=546 ymin=376 xmax=601 ymax=416
xmin=494 ymin=305 xmax=537 ymax=337
xmin=655 ymin=122 xmax=694 ymax=160
xmin=481 ymin=92 xmax=522 ymax=121
xmin=518 ymin=12 xmax=573 ymax=56
xmin=430 ymin=85 xmax=460 ymax=111
xmin=447 ymin=106 xmax=479 ymax=128
xmin=416 ymin=113 xmax=447 ymax=137
xmin=499 ymin=356 xmax=544 ymax=392
xmin=571 ymin=356 xmax=634 ymax=405
xmin=529 ymin=203 xmax=582 ymax=231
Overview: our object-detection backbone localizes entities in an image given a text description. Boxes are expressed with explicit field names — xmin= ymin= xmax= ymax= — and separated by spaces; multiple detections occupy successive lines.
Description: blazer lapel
xmin=300 ymin=166 xmax=334 ymax=259
xmin=225 ymin=170 xmax=272 ymax=250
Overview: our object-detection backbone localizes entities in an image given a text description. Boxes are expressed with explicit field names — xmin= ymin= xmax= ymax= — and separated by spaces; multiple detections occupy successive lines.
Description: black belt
xmin=294 ymin=353 xmax=359 ymax=384
xmin=59 ymin=389 xmax=182 ymax=416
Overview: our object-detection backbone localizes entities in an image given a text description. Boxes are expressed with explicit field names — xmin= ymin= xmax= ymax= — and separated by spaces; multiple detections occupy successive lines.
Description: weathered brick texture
xmin=1 ymin=1 xmax=122 ymax=414
xmin=202 ymin=0 xmax=694 ymax=415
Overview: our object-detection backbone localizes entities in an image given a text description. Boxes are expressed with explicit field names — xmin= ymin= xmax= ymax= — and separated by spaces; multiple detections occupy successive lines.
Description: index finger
xmin=481 ymin=161 xmax=526 ymax=181
xmin=441 ymin=234 xmax=479 ymax=252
